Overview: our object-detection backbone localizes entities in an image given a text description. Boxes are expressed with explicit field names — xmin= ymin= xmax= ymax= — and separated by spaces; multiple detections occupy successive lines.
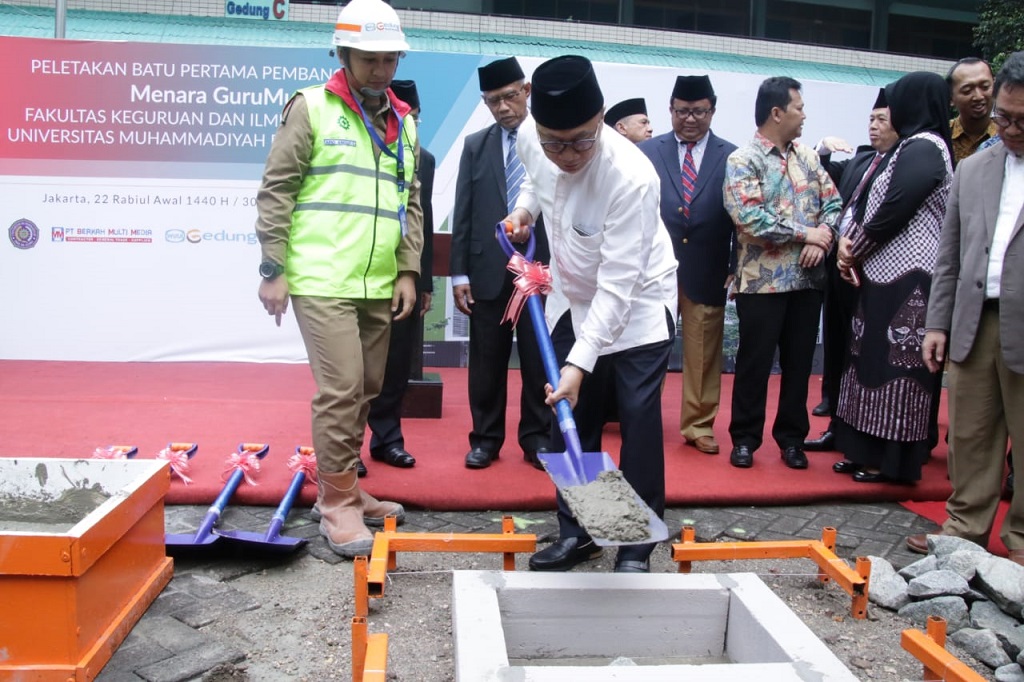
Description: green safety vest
xmin=286 ymin=85 xmax=416 ymax=298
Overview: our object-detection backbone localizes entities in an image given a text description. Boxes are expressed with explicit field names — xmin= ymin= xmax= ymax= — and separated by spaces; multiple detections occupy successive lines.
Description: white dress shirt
xmin=986 ymin=151 xmax=1024 ymax=298
xmin=516 ymin=118 xmax=678 ymax=371
xmin=675 ymin=131 xmax=708 ymax=174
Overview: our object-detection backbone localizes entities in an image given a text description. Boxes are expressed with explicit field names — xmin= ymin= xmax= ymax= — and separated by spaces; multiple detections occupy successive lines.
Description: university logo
xmin=9 ymin=219 xmax=39 ymax=249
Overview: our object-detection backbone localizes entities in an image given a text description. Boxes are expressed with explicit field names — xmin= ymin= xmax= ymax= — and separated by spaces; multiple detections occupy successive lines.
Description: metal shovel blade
xmin=538 ymin=450 xmax=670 ymax=547
xmin=215 ymin=529 xmax=307 ymax=554
xmin=214 ymin=468 xmax=309 ymax=554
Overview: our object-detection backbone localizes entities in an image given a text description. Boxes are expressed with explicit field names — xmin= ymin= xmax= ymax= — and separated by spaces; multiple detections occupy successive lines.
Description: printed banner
xmin=1 ymin=35 xmax=880 ymax=362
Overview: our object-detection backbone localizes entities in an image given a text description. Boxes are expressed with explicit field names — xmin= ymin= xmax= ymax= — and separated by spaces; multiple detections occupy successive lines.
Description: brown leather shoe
xmin=687 ymin=436 xmax=720 ymax=455
xmin=906 ymin=530 xmax=950 ymax=554
xmin=1009 ymin=549 xmax=1024 ymax=567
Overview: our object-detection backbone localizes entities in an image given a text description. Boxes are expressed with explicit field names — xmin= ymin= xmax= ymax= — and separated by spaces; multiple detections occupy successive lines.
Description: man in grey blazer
xmin=449 ymin=57 xmax=551 ymax=470
xmin=910 ymin=52 xmax=1024 ymax=566
xmin=639 ymin=75 xmax=737 ymax=456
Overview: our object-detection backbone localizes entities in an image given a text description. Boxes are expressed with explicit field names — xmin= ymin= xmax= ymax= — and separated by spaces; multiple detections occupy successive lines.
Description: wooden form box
xmin=0 ymin=458 xmax=173 ymax=681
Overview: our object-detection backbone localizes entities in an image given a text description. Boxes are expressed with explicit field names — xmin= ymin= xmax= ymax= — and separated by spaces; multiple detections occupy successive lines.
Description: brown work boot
xmin=361 ymin=488 xmax=405 ymax=528
xmin=311 ymin=487 xmax=405 ymax=527
xmin=317 ymin=469 xmax=373 ymax=558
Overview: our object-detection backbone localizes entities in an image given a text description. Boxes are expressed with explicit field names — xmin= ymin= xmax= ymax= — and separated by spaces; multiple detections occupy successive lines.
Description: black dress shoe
xmin=355 ymin=456 xmax=367 ymax=478
xmin=803 ymin=430 xmax=836 ymax=451
xmin=852 ymin=470 xmax=889 ymax=483
xmin=832 ymin=459 xmax=860 ymax=474
xmin=811 ymin=398 xmax=830 ymax=417
xmin=730 ymin=445 xmax=754 ymax=468
xmin=529 ymin=537 xmax=602 ymax=571
xmin=781 ymin=446 xmax=808 ymax=470
xmin=523 ymin=447 xmax=551 ymax=471
xmin=370 ymin=446 xmax=416 ymax=468
xmin=614 ymin=559 xmax=650 ymax=573
xmin=464 ymin=447 xmax=497 ymax=469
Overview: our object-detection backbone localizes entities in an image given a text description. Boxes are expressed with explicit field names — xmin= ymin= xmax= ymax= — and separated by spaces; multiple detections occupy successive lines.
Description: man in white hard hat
xmin=255 ymin=0 xmax=423 ymax=559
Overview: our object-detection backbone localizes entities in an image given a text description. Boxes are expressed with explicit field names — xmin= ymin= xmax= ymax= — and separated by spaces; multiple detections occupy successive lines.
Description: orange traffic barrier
xmin=364 ymin=514 xmax=536 ymax=598
xmin=671 ymin=525 xmax=871 ymax=619
xmin=901 ymin=615 xmax=988 ymax=682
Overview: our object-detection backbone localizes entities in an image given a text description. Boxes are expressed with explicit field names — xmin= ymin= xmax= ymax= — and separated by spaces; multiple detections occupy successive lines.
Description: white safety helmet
xmin=332 ymin=0 xmax=410 ymax=52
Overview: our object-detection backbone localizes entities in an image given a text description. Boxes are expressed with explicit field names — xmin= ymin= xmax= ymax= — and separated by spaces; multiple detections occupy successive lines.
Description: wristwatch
xmin=259 ymin=260 xmax=284 ymax=281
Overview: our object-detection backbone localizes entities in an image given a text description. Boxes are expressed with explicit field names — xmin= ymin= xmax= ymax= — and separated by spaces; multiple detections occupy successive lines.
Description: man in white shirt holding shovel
xmin=504 ymin=55 xmax=678 ymax=573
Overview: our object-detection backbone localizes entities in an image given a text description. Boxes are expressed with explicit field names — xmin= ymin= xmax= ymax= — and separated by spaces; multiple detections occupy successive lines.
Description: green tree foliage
xmin=974 ymin=0 xmax=1024 ymax=72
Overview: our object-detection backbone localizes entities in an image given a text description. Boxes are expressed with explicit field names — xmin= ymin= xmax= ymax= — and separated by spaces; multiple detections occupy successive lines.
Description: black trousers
xmin=548 ymin=310 xmax=673 ymax=561
xmin=820 ymin=252 xmax=859 ymax=425
xmin=466 ymin=275 xmax=550 ymax=455
xmin=729 ymin=289 xmax=823 ymax=451
xmin=366 ymin=296 xmax=422 ymax=456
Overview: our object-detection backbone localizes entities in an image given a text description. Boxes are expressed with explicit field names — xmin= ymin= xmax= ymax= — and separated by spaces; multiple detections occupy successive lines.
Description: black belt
xmin=983 ymin=298 xmax=1000 ymax=312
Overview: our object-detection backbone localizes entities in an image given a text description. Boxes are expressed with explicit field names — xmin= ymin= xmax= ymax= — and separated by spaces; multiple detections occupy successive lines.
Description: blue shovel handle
xmin=193 ymin=444 xmax=270 ymax=542
xmin=495 ymin=223 xmax=587 ymax=484
xmin=264 ymin=471 xmax=306 ymax=542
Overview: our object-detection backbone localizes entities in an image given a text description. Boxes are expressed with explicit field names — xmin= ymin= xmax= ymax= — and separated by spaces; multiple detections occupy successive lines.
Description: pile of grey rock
xmin=868 ymin=535 xmax=1024 ymax=681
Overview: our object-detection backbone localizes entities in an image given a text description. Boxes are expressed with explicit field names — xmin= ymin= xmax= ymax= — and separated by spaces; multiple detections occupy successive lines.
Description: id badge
xmin=398 ymin=204 xmax=408 ymax=237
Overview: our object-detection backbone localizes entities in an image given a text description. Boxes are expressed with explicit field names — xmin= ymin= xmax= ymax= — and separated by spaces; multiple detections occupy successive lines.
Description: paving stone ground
xmin=96 ymin=501 xmax=941 ymax=681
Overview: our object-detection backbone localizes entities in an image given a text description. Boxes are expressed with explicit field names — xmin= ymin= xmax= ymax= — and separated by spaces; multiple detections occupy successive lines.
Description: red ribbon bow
xmin=502 ymin=253 xmax=552 ymax=327
xmin=223 ymin=451 xmax=261 ymax=486
xmin=156 ymin=447 xmax=194 ymax=485
xmin=288 ymin=450 xmax=319 ymax=483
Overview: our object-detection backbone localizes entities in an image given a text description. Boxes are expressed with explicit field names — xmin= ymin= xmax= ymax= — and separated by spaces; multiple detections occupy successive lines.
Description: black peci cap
xmin=872 ymin=88 xmax=887 ymax=109
xmin=605 ymin=97 xmax=647 ymax=126
xmin=390 ymin=79 xmax=420 ymax=110
xmin=478 ymin=57 xmax=525 ymax=92
xmin=672 ymin=75 xmax=715 ymax=102
xmin=530 ymin=55 xmax=604 ymax=130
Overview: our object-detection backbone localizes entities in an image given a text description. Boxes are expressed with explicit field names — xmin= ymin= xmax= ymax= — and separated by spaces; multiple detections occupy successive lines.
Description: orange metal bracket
xmin=672 ymin=526 xmax=871 ymax=619
xmin=350 ymin=515 xmax=536 ymax=681
xmin=901 ymin=615 xmax=988 ymax=682
xmin=364 ymin=515 xmax=536 ymax=598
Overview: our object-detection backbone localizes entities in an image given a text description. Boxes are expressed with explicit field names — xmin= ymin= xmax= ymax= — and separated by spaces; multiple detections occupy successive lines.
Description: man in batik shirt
xmin=723 ymin=76 xmax=842 ymax=471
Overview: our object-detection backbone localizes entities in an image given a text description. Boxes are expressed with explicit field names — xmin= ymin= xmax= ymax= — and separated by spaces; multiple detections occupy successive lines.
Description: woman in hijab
xmin=832 ymin=71 xmax=953 ymax=484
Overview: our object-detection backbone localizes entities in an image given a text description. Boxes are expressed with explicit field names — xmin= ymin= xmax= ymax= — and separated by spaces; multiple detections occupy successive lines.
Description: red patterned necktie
xmin=681 ymin=141 xmax=697 ymax=219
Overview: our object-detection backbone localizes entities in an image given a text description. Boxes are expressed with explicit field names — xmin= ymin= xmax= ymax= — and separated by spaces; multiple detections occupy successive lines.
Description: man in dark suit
xmin=909 ymin=52 xmax=1024 ymax=565
xmin=805 ymin=90 xmax=899 ymax=454
xmin=449 ymin=57 xmax=551 ymax=470
xmin=365 ymin=79 xmax=435 ymax=472
xmin=639 ymin=75 xmax=736 ymax=456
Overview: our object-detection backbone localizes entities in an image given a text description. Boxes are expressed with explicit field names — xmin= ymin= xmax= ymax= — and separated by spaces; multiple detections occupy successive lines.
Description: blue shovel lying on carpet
xmin=495 ymin=223 xmax=669 ymax=546
xmin=165 ymin=442 xmax=270 ymax=551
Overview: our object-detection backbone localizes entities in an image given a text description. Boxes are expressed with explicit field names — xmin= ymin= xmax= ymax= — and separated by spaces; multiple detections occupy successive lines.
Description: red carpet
xmin=899 ymin=500 xmax=1010 ymax=557
xmin=0 ymin=361 xmax=954 ymax=511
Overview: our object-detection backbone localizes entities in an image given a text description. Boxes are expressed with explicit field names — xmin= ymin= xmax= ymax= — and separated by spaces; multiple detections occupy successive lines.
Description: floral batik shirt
xmin=723 ymin=132 xmax=841 ymax=294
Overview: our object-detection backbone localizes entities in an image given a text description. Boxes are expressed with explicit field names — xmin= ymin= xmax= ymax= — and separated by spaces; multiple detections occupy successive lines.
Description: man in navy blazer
xmin=639 ymin=75 xmax=737 ymax=456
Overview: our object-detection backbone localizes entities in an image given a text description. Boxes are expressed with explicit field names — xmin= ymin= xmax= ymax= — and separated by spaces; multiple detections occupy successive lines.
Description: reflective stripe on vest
xmin=286 ymin=84 xmax=416 ymax=298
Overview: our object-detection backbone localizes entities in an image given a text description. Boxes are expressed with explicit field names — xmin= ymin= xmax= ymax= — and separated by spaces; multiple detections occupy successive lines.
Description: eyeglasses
xmin=992 ymin=112 xmax=1024 ymax=132
xmin=538 ymin=128 xmax=600 ymax=154
xmin=671 ymin=107 xmax=711 ymax=120
xmin=482 ymin=85 xmax=525 ymax=107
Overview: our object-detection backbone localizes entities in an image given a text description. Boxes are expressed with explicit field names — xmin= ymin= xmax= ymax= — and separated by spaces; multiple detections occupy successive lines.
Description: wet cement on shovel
xmin=561 ymin=470 xmax=651 ymax=543
xmin=0 ymin=485 xmax=111 ymax=533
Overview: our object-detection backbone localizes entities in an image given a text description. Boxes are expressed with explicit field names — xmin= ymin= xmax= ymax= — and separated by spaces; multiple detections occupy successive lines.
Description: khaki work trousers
xmin=292 ymin=295 xmax=393 ymax=474
xmin=944 ymin=307 xmax=1024 ymax=550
